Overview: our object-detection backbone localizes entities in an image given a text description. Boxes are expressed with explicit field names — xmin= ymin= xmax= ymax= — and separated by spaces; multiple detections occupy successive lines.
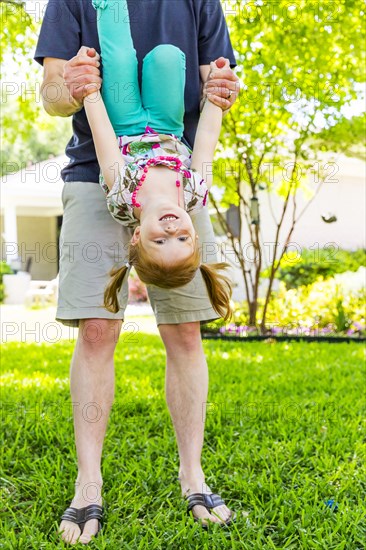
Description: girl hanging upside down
xmin=83 ymin=0 xmax=233 ymax=321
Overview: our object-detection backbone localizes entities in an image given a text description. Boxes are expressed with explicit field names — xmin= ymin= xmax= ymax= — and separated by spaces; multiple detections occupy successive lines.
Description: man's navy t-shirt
xmin=34 ymin=0 xmax=236 ymax=183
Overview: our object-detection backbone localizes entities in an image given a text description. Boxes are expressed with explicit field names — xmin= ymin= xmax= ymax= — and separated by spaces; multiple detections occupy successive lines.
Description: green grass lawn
xmin=1 ymin=336 xmax=365 ymax=549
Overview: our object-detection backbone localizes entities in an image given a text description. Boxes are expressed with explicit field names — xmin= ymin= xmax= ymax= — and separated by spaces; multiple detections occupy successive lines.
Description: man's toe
xmin=211 ymin=504 xmax=232 ymax=523
xmin=71 ymin=525 xmax=83 ymax=544
xmin=189 ymin=498 xmax=234 ymax=526
xmin=190 ymin=504 xmax=211 ymax=524
xmin=59 ymin=521 xmax=82 ymax=544
xmin=78 ymin=519 xmax=100 ymax=544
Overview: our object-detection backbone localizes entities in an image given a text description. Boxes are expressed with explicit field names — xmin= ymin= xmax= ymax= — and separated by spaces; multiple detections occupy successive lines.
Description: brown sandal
xmin=185 ymin=492 xmax=236 ymax=528
xmin=60 ymin=504 xmax=103 ymax=538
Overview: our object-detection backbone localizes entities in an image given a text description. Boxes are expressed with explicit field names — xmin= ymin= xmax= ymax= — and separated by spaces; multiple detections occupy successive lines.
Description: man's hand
xmin=63 ymin=46 xmax=102 ymax=108
xmin=201 ymin=57 xmax=239 ymax=113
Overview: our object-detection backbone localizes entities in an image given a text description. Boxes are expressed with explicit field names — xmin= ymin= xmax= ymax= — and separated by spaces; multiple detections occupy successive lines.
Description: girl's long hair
xmin=104 ymin=239 xmax=233 ymax=321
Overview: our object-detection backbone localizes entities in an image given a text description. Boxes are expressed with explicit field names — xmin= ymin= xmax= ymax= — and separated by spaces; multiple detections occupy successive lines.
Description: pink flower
xmin=152 ymin=143 xmax=160 ymax=149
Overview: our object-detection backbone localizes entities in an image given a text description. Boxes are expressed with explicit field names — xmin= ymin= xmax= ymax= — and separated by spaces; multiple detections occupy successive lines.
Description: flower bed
xmin=201 ymin=324 xmax=365 ymax=343
xmin=202 ymin=278 xmax=366 ymax=341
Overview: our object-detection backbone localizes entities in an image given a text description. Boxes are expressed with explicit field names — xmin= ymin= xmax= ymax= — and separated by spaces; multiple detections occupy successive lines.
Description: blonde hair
xmin=104 ymin=239 xmax=233 ymax=321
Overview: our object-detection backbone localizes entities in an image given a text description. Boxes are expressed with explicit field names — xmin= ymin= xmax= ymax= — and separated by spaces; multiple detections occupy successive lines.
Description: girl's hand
xmin=202 ymin=57 xmax=239 ymax=112
xmin=213 ymin=57 xmax=231 ymax=70
xmin=63 ymin=46 xmax=102 ymax=104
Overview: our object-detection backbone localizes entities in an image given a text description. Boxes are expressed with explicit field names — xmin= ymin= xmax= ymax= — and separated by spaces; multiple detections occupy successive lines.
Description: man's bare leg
xmin=58 ymin=318 xmax=121 ymax=545
xmin=159 ymin=322 xmax=232 ymax=526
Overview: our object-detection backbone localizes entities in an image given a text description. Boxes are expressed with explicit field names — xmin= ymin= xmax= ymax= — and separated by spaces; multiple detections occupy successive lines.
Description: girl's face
xmin=131 ymin=205 xmax=197 ymax=264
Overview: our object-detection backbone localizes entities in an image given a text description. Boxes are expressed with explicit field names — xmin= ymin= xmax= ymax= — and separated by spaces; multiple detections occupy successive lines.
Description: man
xmin=34 ymin=0 xmax=239 ymax=543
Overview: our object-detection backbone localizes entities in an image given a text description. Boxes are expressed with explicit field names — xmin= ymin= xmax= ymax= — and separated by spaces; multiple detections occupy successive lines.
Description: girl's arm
xmin=190 ymin=60 xmax=225 ymax=189
xmin=83 ymin=87 xmax=125 ymax=190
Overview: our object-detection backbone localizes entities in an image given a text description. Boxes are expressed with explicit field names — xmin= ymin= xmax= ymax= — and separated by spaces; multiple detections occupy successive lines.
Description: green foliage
xmin=215 ymin=0 xmax=366 ymax=198
xmin=0 ymin=1 xmax=35 ymax=66
xmin=265 ymin=280 xmax=365 ymax=335
xmin=221 ymin=0 xmax=366 ymax=169
xmin=212 ymin=1 xmax=366 ymax=328
xmin=261 ymin=248 xmax=366 ymax=289
xmin=1 ymin=1 xmax=72 ymax=175
xmin=1 ymin=1 xmax=41 ymax=143
xmin=2 ymin=336 xmax=365 ymax=547
xmin=333 ymin=296 xmax=351 ymax=333
xmin=1 ymin=91 xmax=72 ymax=176
xmin=0 ymin=260 xmax=13 ymax=303
xmin=311 ymin=113 xmax=366 ymax=161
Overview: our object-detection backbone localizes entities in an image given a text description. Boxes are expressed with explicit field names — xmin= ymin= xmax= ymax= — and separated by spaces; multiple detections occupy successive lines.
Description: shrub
xmin=0 ymin=261 xmax=13 ymax=303
xmin=128 ymin=270 xmax=148 ymax=303
xmin=261 ymin=248 xmax=366 ymax=289
xmin=264 ymin=280 xmax=365 ymax=335
xmin=202 ymin=279 xmax=365 ymax=337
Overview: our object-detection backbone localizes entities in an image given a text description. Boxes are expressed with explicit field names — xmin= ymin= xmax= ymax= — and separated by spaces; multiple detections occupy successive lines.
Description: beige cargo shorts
xmin=56 ymin=181 xmax=220 ymax=327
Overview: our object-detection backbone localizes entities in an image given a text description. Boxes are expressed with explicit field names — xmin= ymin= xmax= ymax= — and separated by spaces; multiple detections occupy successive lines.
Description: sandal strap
xmin=61 ymin=504 xmax=103 ymax=525
xmin=186 ymin=492 xmax=225 ymax=513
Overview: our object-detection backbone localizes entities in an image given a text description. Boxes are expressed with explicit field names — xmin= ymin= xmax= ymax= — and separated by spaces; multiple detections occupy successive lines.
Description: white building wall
xmin=253 ymin=175 xmax=366 ymax=254
xmin=224 ymin=155 xmax=366 ymax=303
xmin=0 ymin=215 xmax=58 ymax=280
xmin=17 ymin=216 xmax=58 ymax=280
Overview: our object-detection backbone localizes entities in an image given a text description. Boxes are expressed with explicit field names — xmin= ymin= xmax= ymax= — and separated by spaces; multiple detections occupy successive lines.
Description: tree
xmin=0 ymin=0 xmax=34 ymax=65
xmin=211 ymin=0 xmax=366 ymax=331
xmin=1 ymin=91 xmax=71 ymax=177
xmin=1 ymin=0 xmax=71 ymax=175
xmin=311 ymin=113 xmax=366 ymax=161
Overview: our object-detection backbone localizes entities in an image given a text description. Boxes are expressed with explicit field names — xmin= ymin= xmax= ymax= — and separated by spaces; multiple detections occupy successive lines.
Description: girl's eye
xmin=178 ymin=236 xmax=188 ymax=241
xmin=154 ymin=239 xmax=165 ymax=244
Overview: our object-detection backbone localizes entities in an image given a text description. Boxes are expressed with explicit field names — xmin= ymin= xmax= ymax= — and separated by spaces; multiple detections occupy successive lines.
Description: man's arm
xmin=41 ymin=47 xmax=101 ymax=117
xmin=41 ymin=58 xmax=80 ymax=116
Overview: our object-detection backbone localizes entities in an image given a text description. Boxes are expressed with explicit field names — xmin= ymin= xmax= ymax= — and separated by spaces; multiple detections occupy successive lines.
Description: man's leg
xmin=158 ymin=322 xmax=233 ymax=526
xmin=146 ymin=206 xmax=234 ymax=525
xmin=56 ymin=181 xmax=132 ymax=543
xmin=58 ymin=318 xmax=121 ymax=544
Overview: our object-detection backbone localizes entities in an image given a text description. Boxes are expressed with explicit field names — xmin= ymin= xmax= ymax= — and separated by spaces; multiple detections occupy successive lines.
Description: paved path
xmin=1 ymin=303 xmax=159 ymax=343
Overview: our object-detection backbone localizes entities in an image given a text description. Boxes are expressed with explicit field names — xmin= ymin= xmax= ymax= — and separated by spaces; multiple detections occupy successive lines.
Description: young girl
xmin=84 ymin=0 xmax=232 ymax=321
